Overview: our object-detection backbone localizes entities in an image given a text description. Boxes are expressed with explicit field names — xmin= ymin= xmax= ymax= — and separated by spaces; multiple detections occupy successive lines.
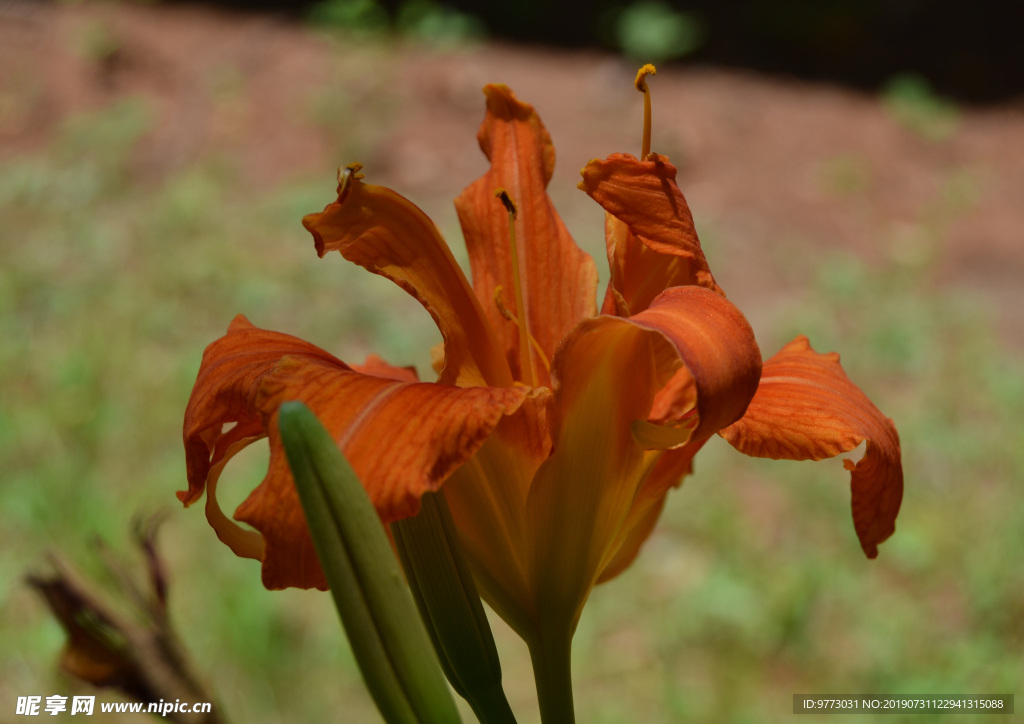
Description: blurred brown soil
xmin=3 ymin=0 xmax=1023 ymax=348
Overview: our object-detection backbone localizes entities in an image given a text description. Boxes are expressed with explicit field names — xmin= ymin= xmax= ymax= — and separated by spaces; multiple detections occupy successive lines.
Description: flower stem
xmin=528 ymin=632 xmax=575 ymax=724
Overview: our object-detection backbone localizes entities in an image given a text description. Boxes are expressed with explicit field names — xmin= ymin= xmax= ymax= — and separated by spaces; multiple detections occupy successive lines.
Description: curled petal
xmin=719 ymin=335 xmax=904 ymax=558
xmin=630 ymin=286 xmax=762 ymax=442
xmin=580 ymin=153 xmax=722 ymax=315
xmin=631 ymin=416 xmax=698 ymax=450
xmin=181 ymin=314 xmax=345 ymax=507
xmin=455 ymin=84 xmax=597 ymax=385
xmin=304 ymin=171 xmax=511 ymax=388
xmin=648 ymin=365 xmax=697 ymax=425
xmin=525 ymin=287 xmax=759 ymax=631
xmin=181 ymin=317 xmax=527 ymax=590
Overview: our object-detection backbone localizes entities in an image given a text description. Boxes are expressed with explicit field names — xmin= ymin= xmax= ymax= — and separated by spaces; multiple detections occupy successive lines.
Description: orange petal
xmin=444 ymin=388 xmax=554 ymax=639
xmin=182 ymin=316 xmax=526 ymax=590
xmin=596 ymin=493 xmax=665 ymax=584
xmin=524 ymin=286 xmax=759 ymax=632
xmin=303 ymin=170 xmax=511 ymax=388
xmin=352 ymin=353 xmax=420 ymax=383
xmin=181 ymin=314 xmax=346 ymax=508
xmin=455 ymin=85 xmax=598 ymax=385
xmin=525 ymin=315 xmax=663 ymax=635
xmin=243 ymin=357 xmax=525 ymax=589
xmin=579 ymin=153 xmax=722 ymax=315
xmin=630 ymin=286 xmax=762 ymax=442
xmin=597 ymin=438 xmax=708 ymax=583
xmin=718 ymin=335 xmax=904 ymax=558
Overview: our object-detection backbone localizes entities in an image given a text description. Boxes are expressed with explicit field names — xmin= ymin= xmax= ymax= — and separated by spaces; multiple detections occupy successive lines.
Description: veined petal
xmin=304 ymin=170 xmax=511 ymax=389
xmin=181 ymin=314 xmax=345 ymax=508
xmin=444 ymin=389 xmax=554 ymax=640
xmin=245 ymin=358 xmax=526 ymax=590
xmin=181 ymin=316 xmax=527 ymax=590
xmin=597 ymin=438 xmax=708 ymax=584
xmin=580 ymin=153 xmax=722 ymax=315
xmin=525 ymin=316 xmax=660 ymax=636
xmin=352 ymin=353 xmax=420 ymax=383
xmin=525 ymin=286 xmax=760 ymax=633
xmin=455 ymin=84 xmax=598 ymax=385
xmin=718 ymin=335 xmax=904 ymax=558
xmin=596 ymin=492 xmax=666 ymax=583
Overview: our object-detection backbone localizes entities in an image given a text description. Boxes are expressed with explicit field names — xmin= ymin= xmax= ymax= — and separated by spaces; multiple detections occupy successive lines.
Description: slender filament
xmin=635 ymin=64 xmax=657 ymax=159
xmin=494 ymin=189 xmax=535 ymax=386
xmin=493 ymin=286 xmax=551 ymax=373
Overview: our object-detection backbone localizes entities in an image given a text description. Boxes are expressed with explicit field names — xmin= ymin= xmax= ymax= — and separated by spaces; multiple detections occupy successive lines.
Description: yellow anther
xmin=634 ymin=64 xmax=657 ymax=159
xmin=493 ymin=189 xmax=535 ymax=386
xmin=493 ymin=287 xmax=551 ymax=374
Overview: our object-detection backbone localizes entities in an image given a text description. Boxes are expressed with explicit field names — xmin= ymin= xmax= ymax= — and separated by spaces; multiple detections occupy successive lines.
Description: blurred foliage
xmin=397 ymin=0 xmax=486 ymax=46
xmin=882 ymin=74 xmax=960 ymax=142
xmin=820 ymin=153 xmax=870 ymax=197
xmin=0 ymin=98 xmax=439 ymax=722
xmin=2 ymin=74 xmax=1022 ymax=724
xmin=607 ymin=2 xmax=703 ymax=63
xmin=307 ymin=0 xmax=391 ymax=34
xmin=309 ymin=0 xmax=486 ymax=46
xmin=72 ymin=18 xmax=123 ymax=65
xmin=578 ymin=245 xmax=1024 ymax=721
xmin=207 ymin=0 xmax=1024 ymax=102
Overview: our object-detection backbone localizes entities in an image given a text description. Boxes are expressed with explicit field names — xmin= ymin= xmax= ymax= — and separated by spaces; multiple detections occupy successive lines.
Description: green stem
xmin=527 ymin=632 xmax=575 ymax=724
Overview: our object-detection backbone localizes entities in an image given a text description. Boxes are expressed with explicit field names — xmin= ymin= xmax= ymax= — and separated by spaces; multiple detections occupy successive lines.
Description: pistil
xmin=494 ymin=188 xmax=536 ymax=387
xmin=635 ymin=64 xmax=657 ymax=159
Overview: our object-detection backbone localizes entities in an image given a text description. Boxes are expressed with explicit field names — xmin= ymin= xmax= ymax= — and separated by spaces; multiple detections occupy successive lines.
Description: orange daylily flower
xmin=181 ymin=75 xmax=902 ymax=687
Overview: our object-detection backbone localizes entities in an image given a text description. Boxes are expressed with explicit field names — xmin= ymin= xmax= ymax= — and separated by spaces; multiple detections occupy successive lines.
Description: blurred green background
xmin=2 ymin=1 xmax=1023 ymax=722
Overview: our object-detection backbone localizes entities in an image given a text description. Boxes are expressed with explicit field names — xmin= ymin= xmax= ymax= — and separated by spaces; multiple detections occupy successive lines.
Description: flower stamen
xmin=634 ymin=64 xmax=657 ymax=159
xmin=494 ymin=188 xmax=536 ymax=386
xmin=494 ymin=286 xmax=551 ymax=373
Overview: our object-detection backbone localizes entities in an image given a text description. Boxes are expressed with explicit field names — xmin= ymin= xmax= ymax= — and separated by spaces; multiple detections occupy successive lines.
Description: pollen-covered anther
xmin=634 ymin=63 xmax=657 ymax=92
xmin=494 ymin=187 xmax=518 ymax=217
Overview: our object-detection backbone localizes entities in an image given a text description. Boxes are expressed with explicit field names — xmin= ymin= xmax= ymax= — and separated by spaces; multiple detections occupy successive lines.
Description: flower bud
xmin=392 ymin=491 xmax=518 ymax=724
xmin=277 ymin=401 xmax=460 ymax=724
